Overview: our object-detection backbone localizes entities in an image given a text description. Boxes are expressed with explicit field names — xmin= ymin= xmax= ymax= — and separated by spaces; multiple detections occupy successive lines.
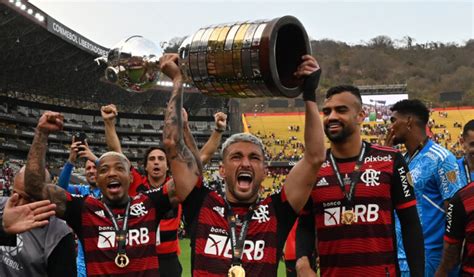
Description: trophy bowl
xmin=100 ymin=15 xmax=311 ymax=97
xmin=103 ymin=35 xmax=163 ymax=93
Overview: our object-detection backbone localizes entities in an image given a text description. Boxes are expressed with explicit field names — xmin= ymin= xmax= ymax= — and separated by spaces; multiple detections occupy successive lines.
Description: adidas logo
xmin=316 ymin=177 xmax=329 ymax=187
xmin=213 ymin=206 xmax=225 ymax=218
xmin=95 ymin=210 xmax=105 ymax=218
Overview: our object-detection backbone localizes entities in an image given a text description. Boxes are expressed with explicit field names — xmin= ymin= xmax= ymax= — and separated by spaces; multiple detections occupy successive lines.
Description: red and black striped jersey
xmin=183 ymin=181 xmax=297 ymax=276
xmin=444 ymin=181 xmax=474 ymax=275
xmin=130 ymin=166 xmax=181 ymax=256
xmin=310 ymin=143 xmax=416 ymax=276
xmin=284 ymin=222 xmax=298 ymax=261
xmin=65 ymin=187 xmax=171 ymax=276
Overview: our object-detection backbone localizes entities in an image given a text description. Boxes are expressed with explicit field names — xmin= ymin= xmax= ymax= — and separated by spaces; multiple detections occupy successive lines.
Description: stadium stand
xmin=0 ymin=0 xmax=230 ymax=193
xmin=244 ymin=108 xmax=474 ymax=192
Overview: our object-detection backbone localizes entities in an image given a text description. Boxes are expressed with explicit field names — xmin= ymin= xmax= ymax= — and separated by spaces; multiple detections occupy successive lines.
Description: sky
xmin=29 ymin=0 xmax=473 ymax=49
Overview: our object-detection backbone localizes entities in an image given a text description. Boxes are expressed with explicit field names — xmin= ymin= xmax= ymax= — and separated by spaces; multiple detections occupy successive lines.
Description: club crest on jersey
xmin=130 ymin=202 xmax=148 ymax=217
xmin=316 ymin=177 xmax=329 ymax=187
xmin=361 ymin=169 xmax=381 ymax=186
xmin=321 ymin=160 xmax=330 ymax=168
xmin=446 ymin=170 xmax=458 ymax=183
xmin=252 ymin=205 xmax=270 ymax=223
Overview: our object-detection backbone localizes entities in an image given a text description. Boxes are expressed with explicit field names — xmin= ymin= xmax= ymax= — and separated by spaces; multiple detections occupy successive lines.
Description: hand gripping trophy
xmin=98 ymin=15 xmax=312 ymax=98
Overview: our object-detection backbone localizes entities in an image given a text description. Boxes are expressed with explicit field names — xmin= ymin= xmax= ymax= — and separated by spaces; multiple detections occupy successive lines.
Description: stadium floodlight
xmin=35 ymin=13 xmax=44 ymax=22
xmin=9 ymin=0 xmax=14 ymax=3
xmin=15 ymin=1 xmax=21 ymax=7
xmin=20 ymin=4 xmax=26 ymax=10
xmin=27 ymin=9 xmax=33 ymax=15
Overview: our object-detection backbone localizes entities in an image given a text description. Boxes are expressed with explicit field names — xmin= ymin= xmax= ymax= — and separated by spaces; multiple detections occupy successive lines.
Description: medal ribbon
xmin=464 ymin=158 xmax=472 ymax=183
xmin=224 ymin=198 xmax=255 ymax=266
xmin=103 ymin=199 xmax=131 ymax=258
xmin=329 ymin=142 xmax=367 ymax=209
xmin=404 ymin=137 xmax=429 ymax=165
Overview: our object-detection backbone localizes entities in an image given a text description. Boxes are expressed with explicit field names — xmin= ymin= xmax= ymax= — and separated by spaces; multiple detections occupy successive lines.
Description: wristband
xmin=214 ymin=128 xmax=225 ymax=133
xmin=302 ymin=68 xmax=322 ymax=102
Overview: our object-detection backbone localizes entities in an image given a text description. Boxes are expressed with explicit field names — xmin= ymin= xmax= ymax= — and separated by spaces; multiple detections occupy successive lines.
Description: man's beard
xmin=392 ymin=136 xmax=405 ymax=146
xmin=324 ymin=124 xmax=353 ymax=143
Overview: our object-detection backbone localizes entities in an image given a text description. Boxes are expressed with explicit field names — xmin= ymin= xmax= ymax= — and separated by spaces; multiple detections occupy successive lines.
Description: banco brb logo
xmin=324 ymin=204 xmax=380 ymax=226
xmin=204 ymin=234 xmax=265 ymax=261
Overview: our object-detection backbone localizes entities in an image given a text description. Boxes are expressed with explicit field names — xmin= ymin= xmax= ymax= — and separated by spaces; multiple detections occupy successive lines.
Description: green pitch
xmin=178 ymin=238 xmax=287 ymax=276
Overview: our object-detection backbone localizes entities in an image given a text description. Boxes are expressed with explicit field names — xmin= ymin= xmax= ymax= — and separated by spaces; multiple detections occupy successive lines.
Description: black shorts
xmin=158 ymin=254 xmax=182 ymax=277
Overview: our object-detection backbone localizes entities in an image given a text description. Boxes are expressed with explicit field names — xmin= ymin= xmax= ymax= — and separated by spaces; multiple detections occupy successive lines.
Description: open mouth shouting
xmin=106 ymin=180 xmax=122 ymax=195
xmin=236 ymin=171 xmax=253 ymax=192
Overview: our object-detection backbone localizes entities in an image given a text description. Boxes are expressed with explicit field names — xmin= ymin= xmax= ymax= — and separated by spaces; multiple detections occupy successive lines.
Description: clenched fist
xmin=37 ymin=111 xmax=64 ymax=134
xmin=214 ymin=112 xmax=227 ymax=132
xmin=101 ymin=104 xmax=118 ymax=122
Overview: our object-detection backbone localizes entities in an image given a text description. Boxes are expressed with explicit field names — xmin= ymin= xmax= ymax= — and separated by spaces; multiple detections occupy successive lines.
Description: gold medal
xmin=228 ymin=265 xmax=246 ymax=277
xmin=341 ymin=210 xmax=356 ymax=225
xmin=115 ymin=253 xmax=130 ymax=268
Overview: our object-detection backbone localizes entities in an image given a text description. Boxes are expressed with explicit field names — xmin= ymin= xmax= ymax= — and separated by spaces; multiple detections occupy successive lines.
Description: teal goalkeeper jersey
xmin=396 ymin=139 xmax=463 ymax=262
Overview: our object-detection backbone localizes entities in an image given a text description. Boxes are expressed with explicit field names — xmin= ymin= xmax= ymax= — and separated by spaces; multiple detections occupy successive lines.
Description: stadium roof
xmin=0 ymin=0 xmax=220 ymax=114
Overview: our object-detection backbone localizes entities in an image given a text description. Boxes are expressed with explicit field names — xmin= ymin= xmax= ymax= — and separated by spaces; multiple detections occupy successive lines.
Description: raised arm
xmin=57 ymin=139 xmax=81 ymax=190
xmin=101 ymin=104 xmax=122 ymax=153
xmin=284 ymin=55 xmax=325 ymax=213
xmin=24 ymin=111 xmax=68 ymax=217
xmin=199 ymin=112 xmax=227 ymax=165
xmin=182 ymin=108 xmax=204 ymax=172
xmin=161 ymin=54 xmax=200 ymax=204
xmin=77 ymin=140 xmax=99 ymax=163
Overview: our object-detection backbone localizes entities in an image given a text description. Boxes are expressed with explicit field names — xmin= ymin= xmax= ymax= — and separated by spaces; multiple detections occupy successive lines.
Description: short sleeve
xmin=182 ymin=178 xmax=209 ymax=230
xmin=444 ymin=192 xmax=467 ymax=244
xmin=64 ymin=193 xmax=85 ymax=236
xmin=144 ymin=187 xmax=172 ymax=221
xmin=129 ymin=166 xmax=145 ymax=197
xmin=391 ymin=152 xmax=417 ymax=210
xmin=271 ymin=187 xmax=298 ymax=251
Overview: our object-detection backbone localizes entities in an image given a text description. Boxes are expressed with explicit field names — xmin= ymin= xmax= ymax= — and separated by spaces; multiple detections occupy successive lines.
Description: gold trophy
xmin=98 ymin=15 xmax=311 ymax=98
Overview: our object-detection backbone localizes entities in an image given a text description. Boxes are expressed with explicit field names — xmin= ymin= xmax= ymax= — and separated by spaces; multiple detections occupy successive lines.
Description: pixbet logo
xmin=323 ymin=204 xmax=380 ymax=226
xmin=203 ymin=234 xmax=265 ymax=261
xmin=364 ymin=155 xmax=392 ymax=163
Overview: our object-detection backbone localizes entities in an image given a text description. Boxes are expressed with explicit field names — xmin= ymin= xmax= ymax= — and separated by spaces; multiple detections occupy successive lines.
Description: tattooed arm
xmin=284 ymin=55 xmax=326 ymax=213
xmin=24 ymin=111 xmax=68 ymax=218
xmin=182 ymin=108 xmax=203 ymax=172
xmin=161 ymin=54 xmax=201 ymax=202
